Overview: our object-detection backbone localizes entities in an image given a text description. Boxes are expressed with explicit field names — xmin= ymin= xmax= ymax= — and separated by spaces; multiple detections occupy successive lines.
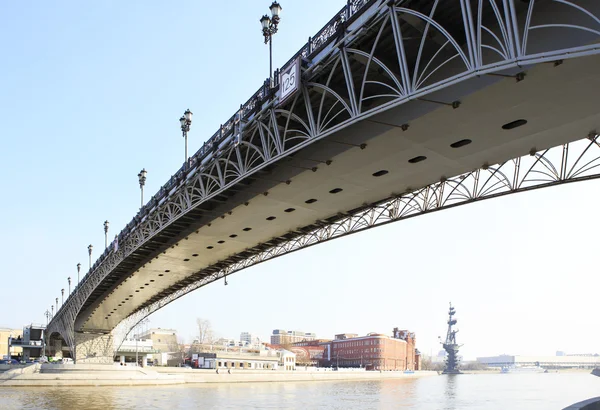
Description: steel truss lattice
xmin=113 ymin=133 xmax=600 ymax=353
xmin=47 ymin=0 xmax=600 ymax=355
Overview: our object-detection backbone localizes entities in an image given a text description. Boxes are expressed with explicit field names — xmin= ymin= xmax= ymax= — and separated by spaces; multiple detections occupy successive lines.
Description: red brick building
xmin=319 ymin=329 xmax=419 ymax=371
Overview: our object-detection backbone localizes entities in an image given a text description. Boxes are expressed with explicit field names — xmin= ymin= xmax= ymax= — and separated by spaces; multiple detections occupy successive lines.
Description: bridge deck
xmin=44 ymin=0 xmax=600 ymax=346
xmin=81 ymin=52 xmax=600 ymax=332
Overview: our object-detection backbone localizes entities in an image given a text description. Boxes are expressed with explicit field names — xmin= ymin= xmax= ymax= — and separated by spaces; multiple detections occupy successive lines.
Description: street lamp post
xmin=68 ymin=277 xmax=71 ymax=295
xmin=179 ymin=109 xmax=193 ymax=163
xmin=45 ymin=310 xmax=50 ymax=325
xmin=77 ymin=263 xmax=81 ymax=286
xmin=55 ymin=298 xmax=58 ymax=312
xmin=138 ymin=168 xmax=147 ymax=209
xmin=88 ymin=244 xmax=93 ymax=270
xmin=61 ymin=289 xmax=64 ymax=306
xmin=260 ymin=2 xmax=282 ymax=87
xmin=51 ymin=305 xmax=54 ymax=318
xmin=103 ymin=220 xmax=109 ymax=249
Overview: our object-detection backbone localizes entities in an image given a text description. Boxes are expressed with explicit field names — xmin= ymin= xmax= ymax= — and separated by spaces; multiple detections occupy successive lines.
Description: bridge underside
xmin=80 ymin=52 xmax=600 ymax=336
xmin=45 ymin=0 xmax=600 ymax=359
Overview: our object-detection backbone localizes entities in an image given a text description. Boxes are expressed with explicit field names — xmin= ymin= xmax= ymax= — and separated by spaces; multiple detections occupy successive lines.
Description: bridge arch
xmin=107 ymin=134 xmax=600 ymax=351
xmin=45 ymin=0 xmax=600 ymax=358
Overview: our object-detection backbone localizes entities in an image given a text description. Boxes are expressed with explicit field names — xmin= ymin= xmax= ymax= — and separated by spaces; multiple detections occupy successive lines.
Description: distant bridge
xmin=46 ymin=0 xmax=600 ymax=362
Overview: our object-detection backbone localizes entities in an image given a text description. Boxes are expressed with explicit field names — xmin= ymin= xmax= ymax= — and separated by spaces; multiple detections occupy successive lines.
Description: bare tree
xmin=196 ymin=318 xmax=214 ymax=344
xmin=420 ymin=356 xmax=444 ymax=371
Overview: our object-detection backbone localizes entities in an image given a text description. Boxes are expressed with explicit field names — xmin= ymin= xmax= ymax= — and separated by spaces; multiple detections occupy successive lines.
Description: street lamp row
xmin=179 ymin=109 xmax=193 ymax=162
xmin=50 ymin=106 xmax=196 ymax=321
xmin=47 ymin=2 xmax=280 ymax=324
xmin=260 ymin=2 xmax=282 ymax=86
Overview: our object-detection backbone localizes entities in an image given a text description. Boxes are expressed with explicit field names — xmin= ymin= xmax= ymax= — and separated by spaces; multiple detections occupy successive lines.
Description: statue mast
xmin=440 ymin=302 xmax=462 ymax=374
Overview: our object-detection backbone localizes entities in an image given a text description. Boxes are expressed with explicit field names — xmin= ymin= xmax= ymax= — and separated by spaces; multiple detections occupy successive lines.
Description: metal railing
xmin=52 ymin=0 xmax=379 ymax=320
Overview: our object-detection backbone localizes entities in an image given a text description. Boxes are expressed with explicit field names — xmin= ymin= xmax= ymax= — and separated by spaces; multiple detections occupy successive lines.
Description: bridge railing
xmin=52 ymin=0 xmax=377 ymax=321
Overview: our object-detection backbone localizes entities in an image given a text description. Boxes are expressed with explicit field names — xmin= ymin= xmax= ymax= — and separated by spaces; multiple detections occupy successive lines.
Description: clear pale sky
xmin=1 ymin=1 xmax=598 ymax=361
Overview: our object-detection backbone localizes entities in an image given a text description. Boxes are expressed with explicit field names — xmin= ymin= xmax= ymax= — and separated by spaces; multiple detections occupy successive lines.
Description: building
xmin=477 ymin=354 xmax=600 ymax=369
xmin=0 ymin=327 xmax=23 ymax=359
xmin=214 ymin=337 xmax=238 ymax=347
xmin=270 ymin=329 xmax=316 ymax=345
xmin=290 ymin=339 xmax=329 ymax=366
xmin=279 ymin=349 xmax=296 ymax=371
xmin=320 ymin=328 xmax=419 ymax=371
xmin=115 ymin=338 xmax=160 ymax=367
xmin=9 ymin=324 xmax=45 ymax=361
xmin=192 ymin=349 xmax=294 ymax=370
xmin=138 ymin=328 xmax=179 ymax=354
xmin=240 ymin=332 xmax=261 ymax=348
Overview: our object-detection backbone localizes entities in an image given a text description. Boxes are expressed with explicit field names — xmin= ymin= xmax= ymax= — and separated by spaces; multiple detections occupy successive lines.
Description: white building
xmin=278 ymin=349 xmax=296 ymax=371
xmin=116 ymin=338 xmax=159 ymax=367
xmin=199 ymin=350 xmax=281 ymax=370
xmin=477 ymin=354 xmax=600 ymax=368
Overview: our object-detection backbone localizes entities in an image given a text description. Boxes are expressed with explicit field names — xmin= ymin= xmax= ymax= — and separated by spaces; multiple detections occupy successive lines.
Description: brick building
xmin=320 ymin=329 xmax=419 ymax=371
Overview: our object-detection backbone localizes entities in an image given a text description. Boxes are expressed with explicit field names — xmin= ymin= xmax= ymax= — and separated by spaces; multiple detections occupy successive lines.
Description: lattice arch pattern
xmin=47 ymin=0 xmax=600 ymax=356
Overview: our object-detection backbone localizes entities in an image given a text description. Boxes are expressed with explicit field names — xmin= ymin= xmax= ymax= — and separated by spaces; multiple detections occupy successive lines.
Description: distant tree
xmin=293 ymin=348 xmax=312 ymax=366
xmin=420 ymin=356 xmax=444 ymax=371
xmin=196 ymin=318 xmax=214 ymax=344
xmin=461 ymin=361 xmax=489 ymax=371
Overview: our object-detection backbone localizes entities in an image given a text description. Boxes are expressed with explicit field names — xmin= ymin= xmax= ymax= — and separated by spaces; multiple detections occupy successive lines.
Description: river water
xmin=1 ymin=372 xmax=598 ymax=409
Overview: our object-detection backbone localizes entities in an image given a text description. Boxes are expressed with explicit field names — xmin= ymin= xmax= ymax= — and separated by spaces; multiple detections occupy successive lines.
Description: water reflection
xmin=443 ymin=374 xmax=458 ymax=410
xmin=0 ymin=373 xmax=597 ymax=409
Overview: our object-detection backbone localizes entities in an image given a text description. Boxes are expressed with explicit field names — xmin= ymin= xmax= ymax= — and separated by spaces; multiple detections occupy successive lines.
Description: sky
xmin=0 ymin=1 xmax=598 ymax=361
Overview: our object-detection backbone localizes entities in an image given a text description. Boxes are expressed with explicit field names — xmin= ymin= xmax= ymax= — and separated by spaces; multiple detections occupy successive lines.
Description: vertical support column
xmin=53 ymin=339 xmax=64 ymax=360
xmin=74 ymin=332 xmax=114 ymax=364
xmin=120 ymin=355 xmax=125 ymax=365
xmin=142 ymin=354 xmax=148 ymax=368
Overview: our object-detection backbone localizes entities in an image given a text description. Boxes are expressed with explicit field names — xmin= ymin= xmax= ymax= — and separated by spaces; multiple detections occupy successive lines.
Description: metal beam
xmin=111 ymin=133 xmax=600 ymax=354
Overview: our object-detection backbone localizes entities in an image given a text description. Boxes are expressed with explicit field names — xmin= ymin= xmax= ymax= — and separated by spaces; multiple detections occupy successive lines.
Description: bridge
xmin=46 ymin=0 xmax=600 ymax=363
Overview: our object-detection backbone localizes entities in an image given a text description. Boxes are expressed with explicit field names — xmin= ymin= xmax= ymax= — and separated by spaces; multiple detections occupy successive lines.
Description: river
xmin=0 ymin=372 xmax=598 ymax=409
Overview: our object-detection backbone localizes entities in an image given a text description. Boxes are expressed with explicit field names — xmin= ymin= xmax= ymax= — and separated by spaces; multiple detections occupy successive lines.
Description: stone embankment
xmin=0 ymin=364 xmax=436 ymax=387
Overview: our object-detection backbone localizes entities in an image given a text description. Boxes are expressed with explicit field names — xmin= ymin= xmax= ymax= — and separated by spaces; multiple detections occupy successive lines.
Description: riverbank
xmin=0 ymin=364 xmax=437 ymax=387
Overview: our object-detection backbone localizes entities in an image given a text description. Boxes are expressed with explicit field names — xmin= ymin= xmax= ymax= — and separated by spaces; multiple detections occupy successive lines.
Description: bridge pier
xmin=74 ymin=332 xmax=114 ymax=364
xmin=53 ymin=339 xmax=64 ymax=360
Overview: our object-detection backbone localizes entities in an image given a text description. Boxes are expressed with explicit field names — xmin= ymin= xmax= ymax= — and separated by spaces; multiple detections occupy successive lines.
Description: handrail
xmin=51 ymin=0 xmax=378 ymax=322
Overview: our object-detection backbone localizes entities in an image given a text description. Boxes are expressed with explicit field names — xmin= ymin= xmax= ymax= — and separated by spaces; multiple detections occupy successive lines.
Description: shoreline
xmin=0 ymin=364 xmax=437 ymax=387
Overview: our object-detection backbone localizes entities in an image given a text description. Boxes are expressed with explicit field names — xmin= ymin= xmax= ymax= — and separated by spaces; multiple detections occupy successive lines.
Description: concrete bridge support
xmin=53 ymin=340 xmax=63 ymax=360
xmin=74 ymin=332 xmax=114 ymax=364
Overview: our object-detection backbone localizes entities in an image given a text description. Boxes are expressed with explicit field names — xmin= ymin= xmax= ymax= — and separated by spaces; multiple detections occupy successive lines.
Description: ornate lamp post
xmin=179 ymin=109 xmax=193 ymax=162
xmin=61 ymin=289 xmax=64 ymax=306
xmin=77 ymin=263 xmax=81 ymax=285
xmin=88 ymin=244 xmax=93 ymax=270
xmin=68 ymin=277 xmax=71 ymax=295
xmin=104 ymin=220 xmax=109 ymax=249
xmin=260 ymin=2 xmax=282 ymax=87
xmin=55 ymin=298 xmax=58 ymax=312
xmin=138 ymin=168 xmax=147 ymax=209
xmin=51 ymin=305 xmax=54 ymax=318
